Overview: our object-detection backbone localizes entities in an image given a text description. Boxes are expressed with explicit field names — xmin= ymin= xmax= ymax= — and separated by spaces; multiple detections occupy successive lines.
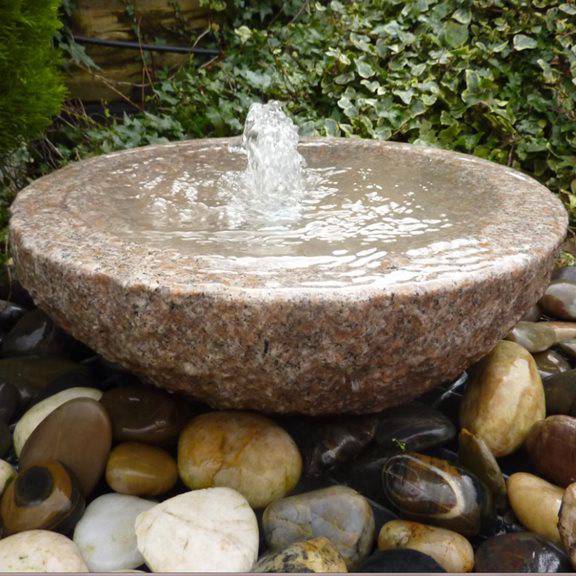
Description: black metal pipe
xmin=73 ymin=34 xmax=220 ymax=56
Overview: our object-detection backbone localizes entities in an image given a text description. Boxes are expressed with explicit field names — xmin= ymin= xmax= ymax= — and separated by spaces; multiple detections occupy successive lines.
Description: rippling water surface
xmin=66 ymin=138 xmax=508 ymax=288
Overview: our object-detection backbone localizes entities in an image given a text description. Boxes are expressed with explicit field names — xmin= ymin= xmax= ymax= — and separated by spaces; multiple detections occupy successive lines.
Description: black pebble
xmin=359 ymin=549 xmax=446 ymax=573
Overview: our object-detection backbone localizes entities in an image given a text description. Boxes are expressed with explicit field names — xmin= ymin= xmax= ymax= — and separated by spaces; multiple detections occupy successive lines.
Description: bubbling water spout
xmin=224 ymin=101 xmax=308 ymax=223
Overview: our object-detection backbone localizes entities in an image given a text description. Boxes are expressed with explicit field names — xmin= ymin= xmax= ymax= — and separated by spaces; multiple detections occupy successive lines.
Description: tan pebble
xmin=460 ymin=341 xmax=544 ymax=456
xmin=508 ymin=472 xmax=563 ymax=544
xmin=178 ymin=411 xmax=302 ymax=508
xmin=378 ymin=519 xmax=474 ymax=573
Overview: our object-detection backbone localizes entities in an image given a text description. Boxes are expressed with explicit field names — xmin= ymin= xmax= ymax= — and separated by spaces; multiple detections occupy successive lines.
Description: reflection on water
xmin=65 ymin=139 xmax=510 ymax=288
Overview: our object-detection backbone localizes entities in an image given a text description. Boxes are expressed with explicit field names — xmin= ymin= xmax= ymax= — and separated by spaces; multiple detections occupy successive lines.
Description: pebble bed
xmin=2 ymin=262 xmax=576 ymax=572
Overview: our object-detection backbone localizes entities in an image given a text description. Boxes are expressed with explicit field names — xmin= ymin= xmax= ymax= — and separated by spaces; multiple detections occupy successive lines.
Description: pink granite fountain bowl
xmin=9 ymin=138 xmax=568 ymax=414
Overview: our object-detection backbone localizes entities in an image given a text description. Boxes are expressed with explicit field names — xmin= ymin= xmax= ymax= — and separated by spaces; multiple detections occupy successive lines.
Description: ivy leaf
xmin=323 ymin=118 xmax=340 ymax=137
xmin=452 ymin=8 xmax=472 ymax=24
xmin=513 ymin=34 xmax=538 ymax=51
xmin=393 ymin=89 xmax=414 ymax=105
xmin=234 ymin=26 xmax=252 ymax=44
xmin=443 ymin=22 xmax=469 ymax=48
xmin=356 ymin=60 xmax=376 ymax=79
xmin=560 ymin=3 xmax=576 ymax=15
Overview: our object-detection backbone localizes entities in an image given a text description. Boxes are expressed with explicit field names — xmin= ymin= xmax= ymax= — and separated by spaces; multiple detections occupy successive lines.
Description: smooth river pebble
xmin=0 ymin=530 xmax=88 ymax=572
xmin=526 ymin=415 xmax=576 ymax=486
xmin=14 ymin=386 xmax=102 ymax=455
xmin=254 ymin=537 xmax=348 ymax=573
xmin=101 ymin=385 xmax=188 ymax=445
xmin=375 ymin=402 xmax=456 ymax=453
xmin=507 ymin=472 xmax=563 ymax=544
xmin=178 ymin=411 xmax=302 ymax=508
xmin=540 ymin=278 xmax=576 ymax=321
xmin=475 ymin=532 xmax=571 ymax=573
xmin=0 ymin=458 xmax=16 ymax=496
xmin=382 ymin=452 xmax=491 ymax=537
xmin=74 ymin=493 xmax=156 ymax=572
xmin=459 ymin=340 xmax=544 ymax=456
xmin=135 ymin=487 xmax=259 ymax=572
xmin=534 ymin=349 xmax=571 ymax=378
xmin=359 ymin=549 xmax=446 ymax=573
xmin=458 ymin=428 xmax=506 ymax=507
xmin=262 ymin=485 xmax=374 ymax=569
xmin=106 ymin=442 xmax=178 ymax=497
xmin=1 ymin=461 xmax=85 ymax=535
xmin=558 ymin=482 xmax=576 ymax=569
xmin=507 ymin=321 xmax=576 ymax=352
xmin=19 ymin=397 xmax=112 ymax=497
xmin=378 ymin=519 xmax=474 ymax=572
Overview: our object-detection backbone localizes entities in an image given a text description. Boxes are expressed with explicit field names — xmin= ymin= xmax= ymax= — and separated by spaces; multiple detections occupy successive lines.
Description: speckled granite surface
xmin=9 ymin=139 xmax=568 ymax=414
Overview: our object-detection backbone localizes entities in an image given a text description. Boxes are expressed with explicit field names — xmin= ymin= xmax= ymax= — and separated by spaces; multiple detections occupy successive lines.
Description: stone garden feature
xmin=8 ymin=103 xmax=568 ymax=414
xmin=3 ymin=107 xmax=576 ymax=568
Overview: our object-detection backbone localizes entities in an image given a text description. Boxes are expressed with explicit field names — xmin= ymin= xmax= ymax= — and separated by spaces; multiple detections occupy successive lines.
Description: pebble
xmin=475 ymin=532 xmax=571 ymax=573
xmin=458 ymin=428 xmax=506 ymax=507
xmin=0 ymin=264 xmax=33 ymax=307
xmin=559 ymin=339 xmax=576 ymax=360
xmin=0 ymin=530 xmax=89 ymax=572
xmin=178 ymin=411 xmax=302 ymax=508
xmin=0 ymin=356 xmax=96 ymax=407
xmin=135 ymin=487 xmax=259 ymax=572
xmin=553 ymin=265 xmax=576 ymax=282
xmin=1 ymin=461 xmax=85 ymax=535
xmin=73 ymin=493 xmax=156 ymax=572
xmin=0 ymin=379 xmax=21 ymax=423
xmin=288 ymin=414 xmax=377 ymax=477
xmin=543 ymin=370 xmax=576 ymax=414
xmin=459 ymin=340 xmax=544 ymax=457
xmin=507 ymin=472 xmax=563 ymax=544
xmin=378 ymin=519 xmax=474 ymax=573
xmin=101 ymin=385 xmax=188 ymax=445
xmin=358 ymin=549 xmax=446 ymax=573
xmin=14 ymin=386 xmax=102 ymax=455
xmin=534 ymin=349 xmax=571 ymax=378
xmin=0 ymin=459 xmax=15 ymax=496
xmin=0 ymin=300 xmax=27 ymax=333
xmin=558 ymin=482 xmax=576 ymax=569
xmin=526 ymin=415 xmax=576 ymax=486
xmin=507 ymin=321 xmax=576 ymax=353
xmin=262 ymin=485 xmax=375 ymax=569
xmin=19 ymin=397 xmax=112 ymax=497
xmin=331 ymin=444 xmax=392 ymax=502
xmin=1 ymin=309 xmax=69 ymax=357
xmin=382 ymin=452 xmax=491 ymax=537
xmin=0 ymin=418 xmax=11 ymax=457
xmin=106 ymin=442 xmax=178 ymax=497
xmin=254 ymin=537 xmax=348 ymax=573
xmin=540 ymin=278 xmax=576 ymax=321
xmin=375 ymin=402 xmax=455 ymax=453
xmin=420 ymin=372 xmax=468 ymax=423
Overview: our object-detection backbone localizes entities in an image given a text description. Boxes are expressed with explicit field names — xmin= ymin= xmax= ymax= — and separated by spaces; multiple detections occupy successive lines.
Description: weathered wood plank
xmin=66 ymin=0 xmax=213 ymax=101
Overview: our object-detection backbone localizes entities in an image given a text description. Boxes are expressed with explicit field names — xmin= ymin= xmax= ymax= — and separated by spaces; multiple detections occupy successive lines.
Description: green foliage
xmin=47 ymin=0 xmax=576 ymax=225
xmin=0 ymin=0 xmax=66 ymax=156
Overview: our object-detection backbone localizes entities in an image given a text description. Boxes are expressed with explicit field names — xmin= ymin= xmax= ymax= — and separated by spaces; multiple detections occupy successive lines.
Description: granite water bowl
xmin=9 ymin=138 xmax=568 ymax=415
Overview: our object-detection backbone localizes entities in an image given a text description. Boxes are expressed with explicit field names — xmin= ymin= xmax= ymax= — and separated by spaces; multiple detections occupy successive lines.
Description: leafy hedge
xmin=0 ymin=0 xmax=65 ymax=156
xmin=63 ymin=0 xmax=576 ymax=225
xmin=0 ymin=0 xmax=65 ymax=257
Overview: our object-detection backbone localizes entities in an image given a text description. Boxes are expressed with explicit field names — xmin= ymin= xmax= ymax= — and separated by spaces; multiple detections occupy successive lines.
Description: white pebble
xmin=74 ymin=493 xmax=156 ymax=572
xmin=0 ymin=459 xmax=15 ymax=496
xmin=0 ymin=530 xmax=88 ymax=572
xmin=135 ymin=487 xmax=259 ymax=572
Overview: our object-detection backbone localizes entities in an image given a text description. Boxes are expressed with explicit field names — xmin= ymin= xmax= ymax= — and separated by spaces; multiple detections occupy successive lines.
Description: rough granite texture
xmin=9 ymin=139 xmax=568 ymax=415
